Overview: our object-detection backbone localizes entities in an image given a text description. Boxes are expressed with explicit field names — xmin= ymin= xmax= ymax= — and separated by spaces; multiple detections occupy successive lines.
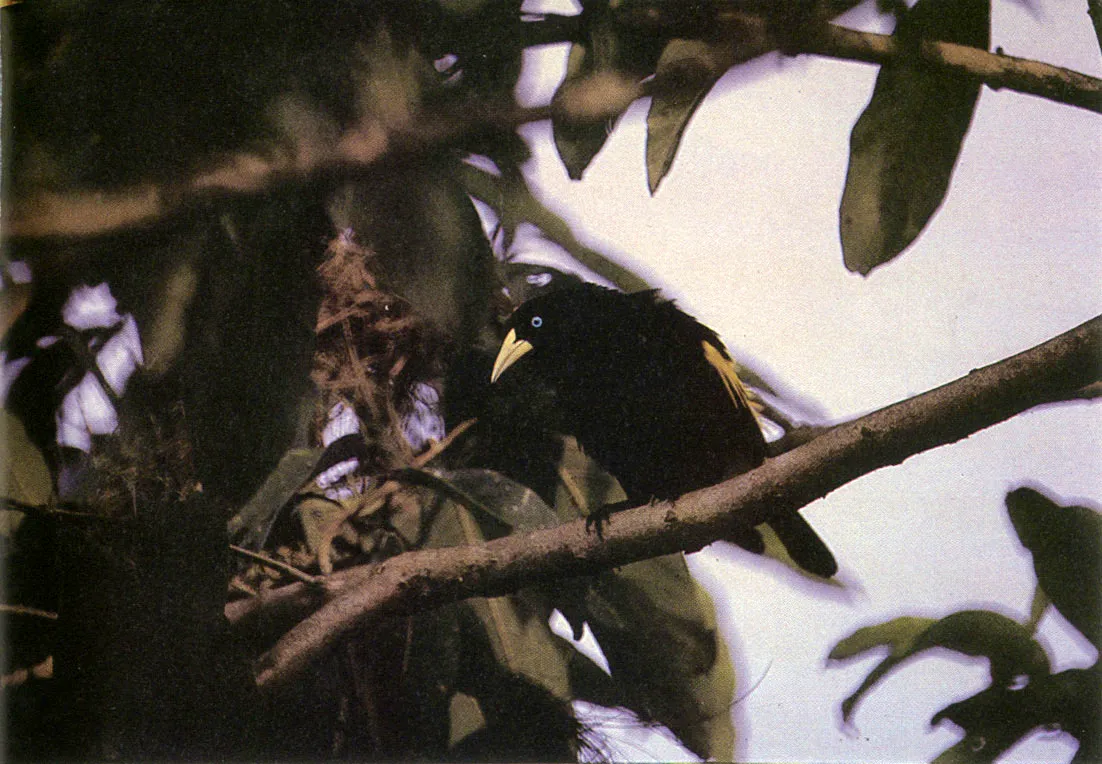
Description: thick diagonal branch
xmin=233 ymin=315 xmax=1102 ymax=689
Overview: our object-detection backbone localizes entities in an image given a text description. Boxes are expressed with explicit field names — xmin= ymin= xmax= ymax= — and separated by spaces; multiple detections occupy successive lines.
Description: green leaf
xmin=839 ymin=0 xmax=990 ymax=274
xmin=454 ymin=163 xmax=653 ymax=293
xmin=416 ymin=468 xmax=561 ymax=532
xmin=1 ymin=410 xmax=53 ymax=511
xmin=1089 ymin=0 xmax=1102 ymax=57
xmin=424 ymin=496 xmax=573 ymax=702
xmin=828 ymin=615 xmax=937 ymax=660
xmin=1006 ymin=486 xmax=1102 ymax=648
xmin=447 ymin=692 xmax=486 ymax=749
xmin=830 ymin=611 xmax=1048 ymax=724
xmin=829 ymin=615 xmax=938 ymax=722
xmin=552 ymin=435 xmax=627 ymax=524
xmin=581 ymin=555 xmax=736 ymax=760
xmin=646 ymin=37 xmax=736 ymax=194
xmin=931 ymin=666 xmax=1100 ymax=764
xmin=550 ymin=12 xmax=665 ymax=179
xmin=226 ymin=447 xmax=324 ymax=547
xmin=0 ymin=283 xmax=32 ymax=340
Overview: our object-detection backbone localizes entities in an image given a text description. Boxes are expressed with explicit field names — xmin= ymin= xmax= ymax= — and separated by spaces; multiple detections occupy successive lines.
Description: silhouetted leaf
xmin=550 ymin=8 xmax=665 ymax=179
xmin=829 ymin=615 xmax=937 ymax=660
xmin=931 ymin=666 xmax=1100 ymax=764
xmin=227 ymin=447 xmax=324 ymax=548
xmin=830 ymin=611 xmax=1048 ymax=724
xmin=1 ymin=410 xmax=53 ymax=511
xmin=583 ymin=555 xmax=736 ymax=760
xmin=1089 ymin=0 xmax=1102 ymax=56
xmin=839 ymin=0 xmax=990 ymax=274
xmin=1007 ymin=486 xmax=1102 ymax=648
xmin=646 ymin=37 xmax=737 ymax=194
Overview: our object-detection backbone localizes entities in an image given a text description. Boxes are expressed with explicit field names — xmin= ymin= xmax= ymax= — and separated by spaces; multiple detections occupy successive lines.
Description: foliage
xmin=1 ymin=0 xmax=1099 ymax=760
xmin=829 ymin=487 xmax=1101 ymax=763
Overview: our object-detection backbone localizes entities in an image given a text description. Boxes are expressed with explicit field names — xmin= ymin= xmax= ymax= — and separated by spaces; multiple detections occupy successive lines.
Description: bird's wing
xmin=701 ymin=340 xmax=760 ymax=421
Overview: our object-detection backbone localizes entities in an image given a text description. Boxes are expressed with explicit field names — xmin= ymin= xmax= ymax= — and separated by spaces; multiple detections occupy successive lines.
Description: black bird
xmin=489 ymin=284 xmax=837 ymax=578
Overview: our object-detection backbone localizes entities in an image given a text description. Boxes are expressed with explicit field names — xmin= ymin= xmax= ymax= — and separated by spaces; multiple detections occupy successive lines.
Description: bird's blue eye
xmin=530 ymin=316 xmax=543 ymax=328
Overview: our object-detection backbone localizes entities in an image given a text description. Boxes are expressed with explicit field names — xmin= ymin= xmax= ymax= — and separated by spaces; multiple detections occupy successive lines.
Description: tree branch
xmin=229 ymin=315 xmax=1102 ymax=690
xmin=7 ymin=9 xmax=1097 ymax=240
xmin=801 ymin=23 xmax=1102 ymax=114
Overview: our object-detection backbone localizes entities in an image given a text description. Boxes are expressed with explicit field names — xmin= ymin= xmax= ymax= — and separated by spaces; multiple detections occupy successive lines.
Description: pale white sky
xmin=517 ymin=1 xmax=1100 ymax=761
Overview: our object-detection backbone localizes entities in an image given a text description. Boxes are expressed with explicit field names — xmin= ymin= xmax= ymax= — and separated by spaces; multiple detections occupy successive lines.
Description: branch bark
xmin=230 ymin=314 xmax=1102 ymax=690
xmin=802 ymin=23 xmax=1102 ymax=114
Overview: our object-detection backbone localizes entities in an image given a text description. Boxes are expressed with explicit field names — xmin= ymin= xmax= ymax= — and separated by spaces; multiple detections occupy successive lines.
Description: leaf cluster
xmin=829 ymin=487 xmax=1101 ymax=763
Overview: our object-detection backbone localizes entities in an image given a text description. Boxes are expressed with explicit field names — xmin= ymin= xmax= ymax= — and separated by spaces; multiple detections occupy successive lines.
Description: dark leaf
xmin=426 ymin=468 xmax=562 ymax=531
xmin=1 ymin=410 xmax=53 ymax=511
xmin=551 ymin=11 xmax=665 ymax=179
xmin=581 ymin=555 xmax=736 ymax=760
xmin=0 ymin=283 xmax=32 ymax=340
xmin=830 ymin=611 xmax=1048 ymax=724
xmin=1007 ymin=486 xmax=1102 ymax=648
xmin=931 ymin=666 xmax=1101 ymax=764
xmin=422 ymin=495 xmax=573 ymax=702
xmin=839 ymin=0 xmax=990 ymax=274
xmin=455 ymin=163 xmax=653 ymax=292
xmin=1090 ymin=0 xmax=1102 ymax=57
xmin=226 ymin=447 xmax=324 ymax=549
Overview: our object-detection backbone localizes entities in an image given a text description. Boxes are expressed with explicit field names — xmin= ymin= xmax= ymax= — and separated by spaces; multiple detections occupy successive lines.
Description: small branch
xmin=229 ymin=545 xmax=322 ymax=587
xmin=0 ymin=604 xmax=59 ymax=620
xmin=8 ymin=8 xmax=1098 ymax=240
xmin=232 ymin=315 xmax=1102 ymax=689
xmin=802 ymin=23 xmax=1102 ymax=114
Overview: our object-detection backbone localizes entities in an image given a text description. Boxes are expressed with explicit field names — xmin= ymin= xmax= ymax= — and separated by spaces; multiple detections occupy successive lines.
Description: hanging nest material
xmin=231 ymin=229 xmax=472 ymax=589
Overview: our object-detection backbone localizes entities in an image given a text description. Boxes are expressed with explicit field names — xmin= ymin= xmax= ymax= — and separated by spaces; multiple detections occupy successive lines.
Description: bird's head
xmin=490 ymin=284 xmax=620 ymax=385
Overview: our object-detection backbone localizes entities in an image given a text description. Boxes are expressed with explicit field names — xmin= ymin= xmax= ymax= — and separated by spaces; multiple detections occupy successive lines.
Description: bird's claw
xmin=585 ymin=507 xmax=612 ymax=539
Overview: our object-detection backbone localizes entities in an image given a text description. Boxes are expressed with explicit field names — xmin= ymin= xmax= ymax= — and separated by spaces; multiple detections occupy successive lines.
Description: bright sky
xmin=518 ymin=0 xmax=1101 ymax=761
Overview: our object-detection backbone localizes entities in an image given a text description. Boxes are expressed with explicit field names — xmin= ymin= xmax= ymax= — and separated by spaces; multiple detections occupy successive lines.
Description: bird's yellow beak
xmin=490 ymin=329 xmax=534 ymax=383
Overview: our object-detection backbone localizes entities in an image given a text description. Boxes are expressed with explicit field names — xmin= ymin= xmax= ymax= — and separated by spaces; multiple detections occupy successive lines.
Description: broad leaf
xmin=931 ymin=666 xmax=1100 ymax=764
xmin=0 ymin=283 xmax=32 ymax=340
xmin=551 ymin=9 xmax=665 ymax=179
xmin=226 ymin=447 xmax=324 ymax=548
xmin=1006 ymin=486 xmax=1102 ymax=648
xmin=646 ymin=37 xmax=737 ymax=194
xmin=839 ymin=0 xmax=990 ymax=274
xmin=424 ymin=493 xmax=573 ymax=703
xmin=1 ymin=410 xmax=53 ymax=511
xmin=420 ymin=467 xmax=561 ymax=531
xmin=830 ymin=611 xmax=1048 ymax=724
xmin=582 ymin=555 xmax=736 ymax=760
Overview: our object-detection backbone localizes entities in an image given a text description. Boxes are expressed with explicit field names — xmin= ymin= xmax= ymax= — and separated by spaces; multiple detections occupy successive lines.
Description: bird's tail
xmin=768 ymin=512 xmax=838 ymax=578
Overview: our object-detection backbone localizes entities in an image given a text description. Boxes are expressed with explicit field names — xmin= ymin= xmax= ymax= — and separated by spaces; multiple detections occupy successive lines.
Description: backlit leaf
xmin=646 ymin=37 xmax=736 ymax=194
xmin=839 ymin=0 xmax=990 ymax=274
xmin=550 ymin=11 xmax=664 ymax=179
xmin=582 ymin=555 xmax=736 ymax=760
xmin=1 ymin=410 xmax=53 ymax=510
xmin=830 ymin=611 xmax=1047 ymax=724
xmin=1006 ymin=486 xmax=1102 ymax=648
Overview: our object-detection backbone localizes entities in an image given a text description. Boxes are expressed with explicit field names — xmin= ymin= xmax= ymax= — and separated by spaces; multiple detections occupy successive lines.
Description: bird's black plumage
xmin=490 ymin=284 xmax=837 ymax=578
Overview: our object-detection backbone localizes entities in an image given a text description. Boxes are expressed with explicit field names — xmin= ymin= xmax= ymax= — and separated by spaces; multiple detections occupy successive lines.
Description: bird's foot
xmin=584 ymin=500 xmax=632 ymax=539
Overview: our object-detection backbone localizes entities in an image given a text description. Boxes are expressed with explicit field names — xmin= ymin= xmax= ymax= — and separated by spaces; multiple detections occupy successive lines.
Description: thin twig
xmin=229 ymin=544 xmax=322 ymax=587
xmin=0 ymin=604 xmax=59 ymax=620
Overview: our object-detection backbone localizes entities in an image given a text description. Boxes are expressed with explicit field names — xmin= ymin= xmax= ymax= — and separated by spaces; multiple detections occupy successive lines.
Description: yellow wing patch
xmin=702 ymin=340 xmax=763 ymax=421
